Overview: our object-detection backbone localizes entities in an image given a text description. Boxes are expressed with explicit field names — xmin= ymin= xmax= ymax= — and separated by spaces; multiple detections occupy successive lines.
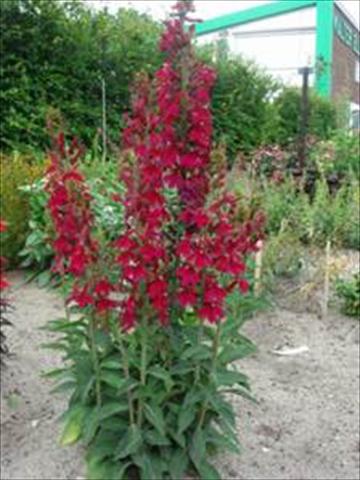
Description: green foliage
xmin=82 ymin=159 xmax=125 ymax=240
xmin=245 ymin=175 xmax=359 ymax=251
xmin=0 ymin=152 xmax=45 ymax=264
xmin=1 ymin=0 xmax=340 ymax=162
xmin=336 ymin=273 xmax=360 ymax=318
xmin=18 ymin=178 xmax=53 ymax=270
xmin=311 ymin=130 xmax=360 ymax=180
xmin=44 ymin=289 xmax=263 ymax=480
xmin=0 ymin=0 xmax=162 ymax=151
xmin=268 ymin=87 xmax=337 ymax=145
xmin=210 ymin=56 xmax=277 ymax=159
xmin=19 ymin=156 xmax=125 ymax=271
xmin=297 ymin=180 xmax=360 ymax=249
xmin=263 ymin=228 xmax=304 ymax=281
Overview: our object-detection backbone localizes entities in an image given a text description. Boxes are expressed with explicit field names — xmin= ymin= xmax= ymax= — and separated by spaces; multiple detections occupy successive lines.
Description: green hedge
xmin=0 ymin=0 xmax=162 ymax=151
xmin=1 ymin=0 xmax=338 ymax=158
xmin=268 ymin=87 xmax=337 ymax=145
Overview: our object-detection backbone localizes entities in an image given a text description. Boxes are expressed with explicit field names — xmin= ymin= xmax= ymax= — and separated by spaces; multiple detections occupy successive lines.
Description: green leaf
xmin=168 ymin=428 xmax=186 ymax=448
xmin=208 ymin=426 xmax=240 ymax=454
xmin=145 ymin=429 xmax=170 ymax=447
xmin=101 ymin=359 xmax=123 ymax=370
xmin=182 ymin=344 xmax=212 ymax=361
xmin=87 ymin=456 xmax=130 ymax=480
xmin=148 ymin=366 xmax=174 ymax=392
xmin=215 ymin=369 xmax=250 ymax=389
xmin=219 ymin=341 xmax=257 ymax=364
xmin=177 ymin=404 xmax=197 ymax=435
xmin=87 ymin=431 xmax=119 ymax=462
xmin=144 ymin=403 xmax=166 ymax=436
xmin=82 ymin=407 xmax=100 ymax=444
xmin=133 ymin=451 xmax=163 ymax=480
xmin=37 ymin=270 xmax=52 ymax=288
xmin=169 ymin=449 xmax=188 ymax=480
xmin=94 ymin=330 xmax=112 ymax=351
xmin=101 ymin=372 xmax=126 ymax=390
xmin=215 ymin=417 xmax=238 ymax=446
xmin=184 ymin=387 xmax=205 ymax=407
xmin=101 ymin=417 xmax=128 ymax=432
xmin=99 ymin=403 xmax=128 ymax=421
xmin=223 ymin=387 xmax=257 ymax=403
xmin=114 ymin=425 xmax=142 ymax=460
xmin=45 ymin=318 xmax=86 ymax=333
xmin=190 ymin=428 xmax=206 ymax=471
xmin=59 ymin=406 xmax=88 ymax=446
xmin=41 ymin=367 xmax=71 ymax=379
xmin=210 ymin=396 xmax=236 ymax=427
xmin=51 ymin=381 xmax=77 ymax=394
xmin=81 ymin=376 xmax=95 ymax=404
xmin=198 ymin=461 xmax=222 ymax=480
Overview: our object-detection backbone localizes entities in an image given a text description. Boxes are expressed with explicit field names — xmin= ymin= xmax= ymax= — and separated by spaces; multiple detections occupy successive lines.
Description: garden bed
xmin=1 ymin=271 xmax=359 ymax=480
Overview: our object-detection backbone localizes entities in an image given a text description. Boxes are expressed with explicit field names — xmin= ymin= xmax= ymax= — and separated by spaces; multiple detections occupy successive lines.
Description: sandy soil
xmin=1 ymin=271 xmax=359 ymax=480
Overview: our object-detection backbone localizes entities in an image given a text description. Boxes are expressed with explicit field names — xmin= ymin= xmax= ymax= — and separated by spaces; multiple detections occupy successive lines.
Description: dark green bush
xmin=0 ymin=0 xmax=162 ymax=151
xmin=1 ymin=0 xmax=340 ymax=163
xmin=209 ymin=56 xmax=278 ymax=159
xmin=269 ymin=87 xmax=337 ymax=145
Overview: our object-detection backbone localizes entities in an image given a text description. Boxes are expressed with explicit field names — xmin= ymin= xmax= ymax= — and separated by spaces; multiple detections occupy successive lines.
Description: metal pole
xmin=298 ymin=66 xmax=313 ymax=172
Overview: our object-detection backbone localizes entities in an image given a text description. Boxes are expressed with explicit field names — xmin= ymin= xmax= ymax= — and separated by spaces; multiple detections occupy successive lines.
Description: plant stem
xmin=198 ymin=322 xmax=221 ymax=429
xmin=115 ymin=328 xmax=135 ymax=425
xmin=62 ymin=276 xmax=70 ymax=321
xmin=137 ymin=324 xmax=147 ymax=427
xmin=195 ymin=324 xmax=203 ymax=384
xmin=89 ymin=313 xmax=102 ymax=407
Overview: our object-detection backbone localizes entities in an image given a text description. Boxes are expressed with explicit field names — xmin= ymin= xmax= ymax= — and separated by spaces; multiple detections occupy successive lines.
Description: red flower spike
xmin=178 ymin=290 xmax=197 ymax=308
xmin=94 ymin=279 xmax=113 ymax=297
xmin=239 ymin=279 xmax=250 ymax=294
xmin=113 ymin=1 xmax=264 ymax=330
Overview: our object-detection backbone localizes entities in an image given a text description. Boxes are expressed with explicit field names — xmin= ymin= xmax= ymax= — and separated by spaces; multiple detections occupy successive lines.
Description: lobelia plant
xmin=44 ymin=2 xmax=265 ymax=479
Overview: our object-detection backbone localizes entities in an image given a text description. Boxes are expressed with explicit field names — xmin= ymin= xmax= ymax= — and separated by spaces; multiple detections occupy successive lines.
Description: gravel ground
xmin=1 ymin=271 xmax=359 ymax=480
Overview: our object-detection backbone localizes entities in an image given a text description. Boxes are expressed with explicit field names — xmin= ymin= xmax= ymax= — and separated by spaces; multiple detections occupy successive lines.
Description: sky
xmin=89 ymin=0 xmax=360 ymax=27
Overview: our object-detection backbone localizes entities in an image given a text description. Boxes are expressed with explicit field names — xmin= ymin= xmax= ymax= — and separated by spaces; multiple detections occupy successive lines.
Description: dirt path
xmin=1 ymin=272 xmax=359 ymax=480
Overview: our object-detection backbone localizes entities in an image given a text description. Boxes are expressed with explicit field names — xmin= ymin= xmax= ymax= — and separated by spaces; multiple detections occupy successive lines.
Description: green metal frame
xmin=195 ymin=0 xmax=335 ymax=98
xmin=315 ymin=1 xmax=334 ymax=97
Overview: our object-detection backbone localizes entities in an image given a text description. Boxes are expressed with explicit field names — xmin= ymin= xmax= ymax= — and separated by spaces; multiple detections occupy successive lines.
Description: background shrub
xmin=0 ymin=152 xmax=45 ymax=264
xmin=310 ymin=130 xmax=360 ymax=180
xmin=336 ymin=273 xmax=360 ymax=318
xmin=1 ymin=0 xmax=338 ymax=159
xmin=0 ymin=0 xmax=162 ymax=151
xmin=237 ymin=174 xmax=360 ymax=251
xmin=206 ymin=55 xmax=278 ymax=160
xmin=268 ymin=87 xmax=337 ymax=146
